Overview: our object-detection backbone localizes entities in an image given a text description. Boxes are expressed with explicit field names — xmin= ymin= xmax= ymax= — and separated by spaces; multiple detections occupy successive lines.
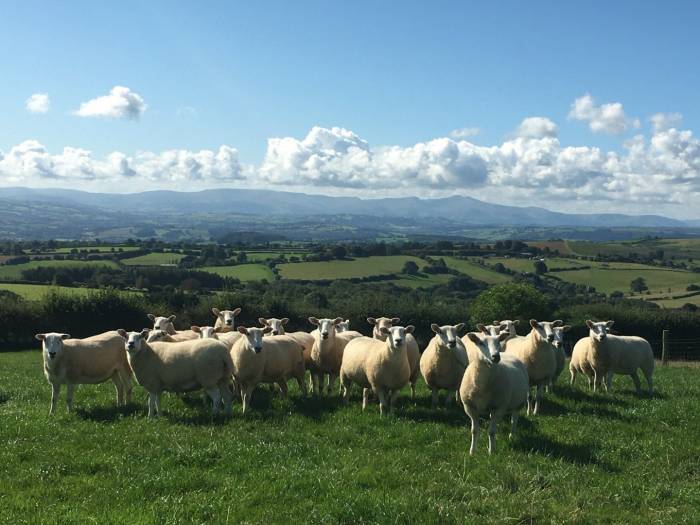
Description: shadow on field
xmin=514 ymin=434 xmax=619 ymax=472
xmin=544 ymin=397 xmax=636 ymax=422
xmin=75 ymin=402 xmax=140 ymax=422
xmin=554 ymin=385 xmax=632 ymax=407
xmin=0 ymin=392 xmax=9 ymax=406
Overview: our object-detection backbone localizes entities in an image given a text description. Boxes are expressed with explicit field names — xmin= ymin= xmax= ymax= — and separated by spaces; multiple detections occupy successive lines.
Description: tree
xmin=402 ymin=260 xmax=420 ymax=275
xmin=493 ymin=262 xmax=507 ymax=273
xmin=331 ymin=245 xmax=347 ymax=260
xmin=469 ymin=283 xmax=550 ymax=325
xmin=630 ymin=277 xmax=648 ymax=293
xmin=533 ymin=260 xmax=548 ymax=275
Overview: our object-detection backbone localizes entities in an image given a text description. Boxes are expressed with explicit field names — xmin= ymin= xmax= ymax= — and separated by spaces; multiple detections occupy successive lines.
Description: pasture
xmin=438 ymin=257 xmax=512 ymax=285
xmin=243 ymin=251 xmax=307 ymax=262
xmin=0 ymin=351 xmax=698 ymax=524
xmin=121 ymin=252 xmax=187 ymax=266
xmin=569 ymin=238 xmax=700 ymax=262
xmin=550 ymin=266 xmax=698 ymax=295
xmin=0 ymin=283 xmax=96 ymax=300
xmin=0 ymin=260 xmax=120 ymax=280
xmin=278 ymin=255 xmax=424 ymax=280
xmin=202 ymin=264 xmax=276 ymax=282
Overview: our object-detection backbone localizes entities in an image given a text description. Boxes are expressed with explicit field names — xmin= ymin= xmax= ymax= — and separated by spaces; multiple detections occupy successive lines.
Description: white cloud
xmin=650 ymin=112 xmax=683 ymax=133
xmin=514 ymin=117 xmax=558 ymax=139
xmin=568 ymin=94 xmax=640 ymax=134
xmin=26 ymin=93 xmax=50 ymax=114
xmin=449 ymin=127 xmax=480 ymax=139
xmin=75 ymin=86 xmax=147 ymax=120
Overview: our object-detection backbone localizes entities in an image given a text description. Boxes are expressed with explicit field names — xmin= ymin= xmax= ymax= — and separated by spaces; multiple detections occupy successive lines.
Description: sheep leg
xmin=206 ymin=387 xmax=222 ymax=416
xmin=362 ymin=388 xmax=369 ymax=410
xmin=592 ymin=370 xmax=599 ymax=393
xmin=410 ymin=381 xmax=416 ymax=400
xmin=278 ymin=381 xmax=289 ymax=399
xmin=327 ymin=374 xmax=338 ymax=396
xmin=376 ymin=388 xmax=388 ymax=416
xmin=487 ymin=415 xmax=499 ymax=455
xmin=604 ymin=371 xmax=612 ymax=392
xmin=49 ymin=383 xmax=60 ymax=415
xmin=467 ymin=413 xmax=480 ymax=456
xmin=526 ymin=388 xmax=534 ymax=415
xmin=630 ymin=370 xmax=642 ymax=395
xmin=242 ymin=385 xmax=255 ymax=414
xmin=120 ymin=370 xmax=133 ymax=403
xmin=311 ymin=373 xmax=320 ymax=396
xmin=509 ymin=413 xmax=519 ymax=440
xmin=296 ymin=374 xmax=308 ymax=397
xmin=569 ymin=367 xmax=577 ymax=386
xmin=431 ymin=388 xmax=439 ymax=410
xmin=389 ymin=390 xmax=398 ymax=415
xmin=147 ymin=392 xmax=158 ymax=418
xmin=643 ymin=368 xmax=654 ymax=396
xmin=112 ymin=373 xmax=125 ymax=406
xmin=219 ymin=383 xmax=233 ymax=417
xmin=533 ymin=385 xmax=543 ymax=415
xmin=445 ymin=390 xmax=454 ymax=409
xmin=66 ymin=383 xmax=75 ymax=413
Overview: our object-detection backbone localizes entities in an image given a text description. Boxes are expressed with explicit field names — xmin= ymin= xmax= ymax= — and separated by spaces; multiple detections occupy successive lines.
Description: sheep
xmin=581 ymin=320 xmax=655 ymax=395
xmin=503 ymin=319 xmax=559 ymax=415
xmin=230 ymin=326 xmax=308 ymax=413
xmin=569 ymin=340 xmax=595 ymax=389
xmin=307 ymin=317 xmax=349 ymax=395
xmin=147 ymin=313 xmax=198 ymax=341
xmin=35 ymin=331 xmax=133 ymax=415
xmin=212 ymin=307 xmax=242 ymax=333
xmin=367 ymin=316 xmax=420 ymax=399
xmin=257 ymin=316 xmax=316 ymax=380
xmin=419 ymin=323 xmax=468 ymax=409
xmin=460 ymin=333 xmax=529 ymax=455
xmin=146 ymin=330 xmax=177 ymax=343
xmin=548 ymin=324 xmax=571 ymax=392
xmin=340 ymin=325 xmax=415 ymax=416
xmin=336 ymin=319 xmax=351 ymax=333
xmin=475 ymin=323 xmax=502 ymax=336
xmin=494 ymin=319 xmax=520 ymax=339
xmin=191 ymin=325 xmax=222 ymax=340
xmin=117 ymin=329 xmax=233 ymax=417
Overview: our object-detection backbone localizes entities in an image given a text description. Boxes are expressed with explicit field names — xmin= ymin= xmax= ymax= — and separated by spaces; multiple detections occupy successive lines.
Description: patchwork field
xmin=202 ymin=264 xmax=276 ymax=282
xmin=1 ymin=351 xmax=698 ymax=523
xmin=0 ymin=260 xmax=120 ymax=280
xmin=550 ymin=266 xmax=698 ymax=295
xmin=569 ymin=238 xmax=700 ymax=261
xmin=121 ymin=252 xmax=187 ymax=266
xmin=439 ymin=257 xmax=512 ymax=284
xmin=278 ymin=256 xmax=424 ymax=280
xmin=243 ymin=251 xmax=307 ymax=262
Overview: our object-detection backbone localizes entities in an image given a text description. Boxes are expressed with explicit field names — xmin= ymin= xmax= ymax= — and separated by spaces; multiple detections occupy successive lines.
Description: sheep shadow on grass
xmin=554 ymin=385 xmax=632 ymax=407
xmin=74 ymin=402 xmax=140 ymax=423
xmin=513 ymin=433 xmax=619 ymax=472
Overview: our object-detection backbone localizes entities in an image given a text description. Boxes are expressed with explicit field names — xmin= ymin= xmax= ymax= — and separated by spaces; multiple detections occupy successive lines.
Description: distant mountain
xmin=0 ymin=186 xmax=696 ymax=241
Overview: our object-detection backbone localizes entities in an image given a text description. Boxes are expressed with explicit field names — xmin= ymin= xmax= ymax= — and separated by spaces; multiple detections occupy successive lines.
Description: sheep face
xmin=148 ymin=314 xmax=176 ymax=332
xmin=496 ymin=319 xmax=520 ymax=336
xmin=466 ymin=332 xmax=509 ymax=363
xmin=192 ymin=326 xmax=219 ymax=339
xmin=586 ymin=320 xmax=614 ymax=342
xmin=309 ymin=317 xmax=343 ymax=340
xmin=368 ymin=316 xmax=401 ymax=340
xmin=431 ymin=323 xmax=465 ymax=348
xmin=146 ymin=330 xmax=170 ymax=343
xmin=121 ymin=329 xmax=150 ymax=354
xmin=380 ymin=325 xmax=415 ymax=351
xmin=213 ymin=307 xmax=241 ymax=329
xmin=237 ymin=326 xmax=271 ymax=353
xmin=529 ymin=320 xmax=563 ymax=343
xmin=336 ymin=320 xmax=351 ymax=333
xmin=259 ymin=317 xmax=289 ymax=336
xmin=35 ymin=333 xmax=71 ymax=361
xmin=552 ymin=325 xmax=572 ymax=349
xmin=477 ymin=323 xmax=501 ymax=336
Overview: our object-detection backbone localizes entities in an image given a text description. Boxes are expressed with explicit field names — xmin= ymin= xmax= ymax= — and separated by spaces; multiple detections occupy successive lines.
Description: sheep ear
xmin=147 ymin=314 xmax=155 ymax=321
xmin=212 ymin=308 xmax=220 ymax=316
xmin=367 ymin=317 xmax=377 ymax=325
xmin=237 ymin=326 xmax=248 ymax=335
xmin=379 ymin=327 xmax=390 ymax=336
xmin=493 ymin=321 xmax=500 ymax=326
xmin=431 ymin=323 xmax=442 ymax=334
xmin=476 ymin=323 xmax=488 ymax=334
xmin=586 ymin=319 xmax=595 ymax=329
xmin=333 ymin=317 xmax=343 ymax=325
xmin=61 ymin=334 xmax=71 ymax=340
xmin=263 ymin=326 xmax=273 ymax=334
xmin=258 ymin=317 xmax=268 ymax=326
xmin=513 ymin=320 xmax=520 ymax=325
xmin=117 ymin=329 xmax=127 ymax=339
xmin=562 ymin=325 xmax=572 ymax=332
xmin=168 ymin=315 xmax=176 ymax=322
xmin=529 ymin=319 xmax=539 ymax=329
xmin=466 ymin=332 xmax=481 ymax=344
xmin=455 ymin=323 xmax=465 ymax=333
xmin=214 ymin=326 xmax=222 ymax=333
xmin=281 ymin=318 xmax=289 ymax=325
xmin=308 ymin=317 xmax=319 ymax=326
xmin=35 ymin=333 xmax=46 ymax=341
xmin=191 ymin=326 xmax=201 ymax=333
xmin=606 ymin=320 xmax=615 ymax=328
xmin=139 ymin=329 xmax=150 ymax=339
xmin=405 ymin=325 xmax=415 ymax=334
xmin=552 ymin=320 xmax=563 ymax=327
xmin=498 ymin=332 xmax=510 ymax=342
xmin=391 ymin=317 xmax=400 ymax=324
xmin=233 ymin=308 xmax=242 ymax=316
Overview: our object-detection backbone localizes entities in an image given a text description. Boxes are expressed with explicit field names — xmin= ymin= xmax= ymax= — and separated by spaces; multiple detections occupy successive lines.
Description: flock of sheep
xmin=35 ymin=308 xmax=656 ymax=455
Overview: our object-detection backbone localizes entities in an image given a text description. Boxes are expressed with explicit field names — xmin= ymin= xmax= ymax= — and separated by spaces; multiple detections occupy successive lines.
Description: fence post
xmin=662 ymin=330 xmax=669 ymax=366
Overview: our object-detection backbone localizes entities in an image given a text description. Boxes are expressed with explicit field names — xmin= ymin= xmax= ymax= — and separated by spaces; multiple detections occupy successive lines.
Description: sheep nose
xmin=226 ymin=320 xmax=232 ymax=325
xmin=322 ymin=332 xmax=328 ymax=338
xmin=254 ymin=346 xmax=262 ymax=353
xmin=547 ymin=334 xmax=554 ymax=342
xmin=48 ymin=352 xmax=56 ymax=359
xmin=395 ymin=339 xmax=402 ymax=345
xmin=127 ymin=343 xmax=134 ymax=349
xmin=272 ymin=331 xmax=278 ymax=336
xmin=492 ymin=353 xmax=501 ymax=363
xmin=448 ymin=341 xmax=456 ymax=348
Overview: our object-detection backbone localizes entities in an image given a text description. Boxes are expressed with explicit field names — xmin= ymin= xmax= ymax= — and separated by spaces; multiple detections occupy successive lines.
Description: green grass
xmin=387 ymin=273 xmax=453 ymax=289
xmin=46 ymin=246 xmax=140 ymax=254
xmin=1 ymin=351 xmax=699 ymax=524
xmin=439 ymin=257 xmax=512 ymax=284
xmin=488 ymin=256 xmax=586 ymax=273
xmin=0 ymin=284 xmax=140 ymax=301
xmin=243 ymin=251 xmax=307 ymax=262
xmin=202 ymin=264 xmax=275 ymax=281
xmin=278 ymin=255 xmax=424 ymax=280
xmin=121 ymin=252 xmax=186 ymax=266
xmin=650 ymin=294 xmax=700 ymax=309
xmin=569 ymin=238 xmax=700 ymax=260
xmin=549 ymin=266 xmax=698 ymax=295
xmin=0 ymin=260 xmax=119 ymax=280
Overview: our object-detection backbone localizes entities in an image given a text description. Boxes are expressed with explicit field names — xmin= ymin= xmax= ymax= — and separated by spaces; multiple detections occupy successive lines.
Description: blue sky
xmin=1 ymin=1 xmax=699 ymax=218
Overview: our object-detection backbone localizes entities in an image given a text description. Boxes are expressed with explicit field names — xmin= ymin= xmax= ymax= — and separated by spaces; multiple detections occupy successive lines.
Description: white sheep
xmin=258 ymin=316 xmax=317 ymax=386
xmin=336 ymin=319 xmax=351 ymax=333
xmin=494 ymin=319 xmax=520 ymax=339
xmin=581 ymin=320 xmax=655 ymax=395
xmin=340 ymin=325 xmax=415 ymax=415
xmin=118 ymin=329 xmax=234 ymax=417
xmin=191 ymin=325 xmax=221 ymax=340
xmin=420 ymin=323 xmax=468 ymax=409
xmin=35 ymin=331 xmax=133 ymax=415
xmin=503 ymin=319 xmax=559 ymax=415
xmin=230 ymin=326 xmax=308 ymax=413
xmin=212 ymin=307 xmax=242 ymax=332
xmin=548 ymin=324 xmax=571 ymax=392
xmin=259 ymin=317 xmax=289 ymax=336
xmin=569 ymin=339 xmax=595 ymax=389
xmin=460 ymin=333 xmax=529 ymax=455
xmin=367 ymin=316 xmax=420 ymax=398
xmin=307 ymin=317 xmax=348 ymax=395
xmin=476 ymin=323 xmax=502 ymax=336
xmin=147 ymin=313 xmax=198 ymax=341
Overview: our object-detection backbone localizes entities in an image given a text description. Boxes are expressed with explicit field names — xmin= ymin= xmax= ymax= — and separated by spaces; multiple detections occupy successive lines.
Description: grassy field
xmin=650 ymin=294 xmax=700 ymax=309
xmin=487 ymin=257 xmax=586 ymax=273
xmin=278 ymin=256 xmax=424 ymax=280
xmin=243 ymin=251 xmax=307 ymax=262
xmin=549 ymin=266 xmax=698 ymax=295
xmin=387 ymin=273 xmax=453 ymax=289
xmin=0 ymin=260 xmax=119 ymax=280
xmin=202 ymin=264 xmax=276 ymax=282
xmin=0 ymin=284 xmax=140 ymax=301
xmin=121 ymin=252 xmax=187 ymax=266
xmin=569 ymin=238 xmax=700 ymax=261
xmin=47 ymin=246 xmax=140 ymax=254
xmin=526 ymin=240 xmax=574 ymax=255
xmin=439 ymin=257 xmax=512 ymax=285
xmin=1 ymin=351 xmax=699 ymax=524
